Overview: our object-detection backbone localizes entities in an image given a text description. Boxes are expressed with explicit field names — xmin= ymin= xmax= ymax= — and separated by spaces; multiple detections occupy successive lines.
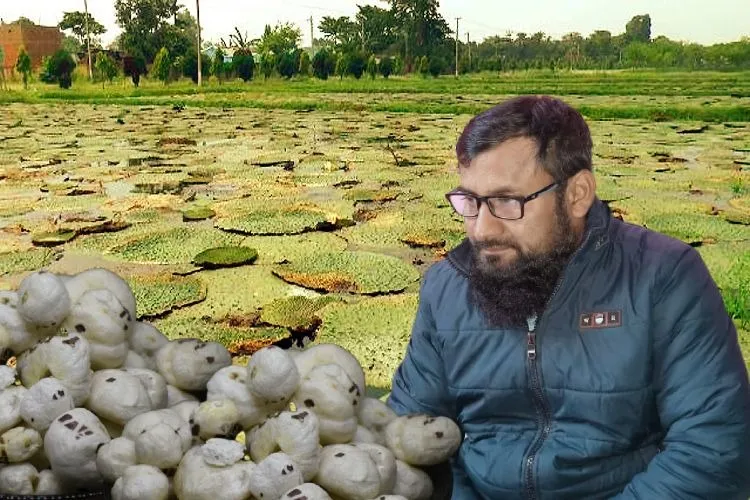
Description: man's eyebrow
xmin=455 ymin=186 xmax=519 ymax=197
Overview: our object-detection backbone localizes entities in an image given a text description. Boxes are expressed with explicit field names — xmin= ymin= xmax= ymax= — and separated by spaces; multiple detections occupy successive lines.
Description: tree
xmin=366 ymin=54 xmax=377 ymax=79
xmin=212 ymin=47 xmax=227 ymax=82
xmin=152 ymin=47 xmax=171 ymax=84
xmin=182 ymin=50 xmax=210 ymax=83
xmin=232 ymin=48 xmax=255 ymax=82
xmin=625 ymin=14 xmax=651 ymax=45
xmin=114 ymin=0 xmax=180 ymax=62
xmin=335 ymin=54 xmax=345 ymax=79
xmin=58 ymin=11 xmax=106 ymax=47
xmin=255 ymin=23 xmax=301 ymax=57
xmin=46 ymin=49 xmax=77 ymax=88
xmin=356 ymin=5 xmax=398 ymax=54
xmin=311 ymin=48 xmax=336 ymax=79
xmin=277 ymin=51 xmax=297 ymax=79
xmin=319 ymin=16 xmax=360 ymax=51
xmin=260 ymin=53 xmax=276 ymax=79
xmin=94 ymin=52 xmax=118 ymax=87
xmin=15 ymin=49 xmax=31 ymax=89
xmin=298 ymin=51 xmax=311 ymax=76
xmin=387 ymin=0 xmax=452 ymax=61
xmin=379 ymin=55 xmax=393 ymax=78
xmin=123 ymin=55 xmax=147 ymax=86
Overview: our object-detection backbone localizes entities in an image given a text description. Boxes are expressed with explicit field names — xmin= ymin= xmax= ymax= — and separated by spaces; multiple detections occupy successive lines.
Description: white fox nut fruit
xmin=96 ymin=436 xmax=137 ymax=483
xmin=352 ymin=425 xmax=379 ymax=444
xmin=246 ymin=345 xmax=300 ymax=408
xmin=20 ymin=377 xmax=75 ymax=432
xmin=17 ymin=271 xmax=71 ymax=333
xmin=392 ymin=460 xmax=433 ymax=500
xmin=0 ymin=385 xmax=27 ymax=434
xmin=314 ymin=444 xmax=381 ymax=500
xmin=36 ymin=469 xmax=67 ymax=495
xmin=44 ymin=408 xmax=111 ymax=486
xmin=369 ymin=496 xmax=408 ymax=500
xmin=201 ymin=438 xmax=245 ymax=466
xmin=385 ymin=414 xmax=462 ymax=467
xmin=156 ymin=339 xmax=231 ymax=391
xmin=293 ymin=343 xmax=366 ymax=398
xmin=88 ymin=369 xmax=152 ymax=425
xmin=0 ymin=365 xmax=16 ymax=389
xmin=358 ymin=397 xmax=397 ymax=445
xmin=167 ymin=384 xmax=199 ymax=407
xmin=171 ymin=400 xmax=200 ymax=425
xmin=123 ymin=350 xmax=148 ymax=369
xmin=64 ymin=268 xmax=137 ymax=322
xmin=0 ymin=426 xmax=43 ymax=463
xmin=173 ymin=445 xmax=255 ymax=500
xmin=189 ymin=399 xmax=242 ymax=441
xmin=122 ymin=409 xmax=192 ymax=469
xmin=283 ymin=483 xmax=333 ymax=500
xmin=207 ymin=365 xmax=269 ymax=429
xmin=248 ymin=409 xmax=321 ymax=481
xmin=18 ymin=332 xmax=92 ymax=406
xmin=0 ymin=462 xmax=38 ymax=494
xmin=248 ymin=452 xmax=305 ymax=500
xmin=0 ymin=303 xmax=40 ymax=356
xmin=292 ymin=363 xmax=360 ymax=445
xmin=111 ymin=464 xmax=169 ymax=500
xmin=62 ymin=289 xmax=132 ymax=370
xmin=122 ymin=368 xmax=168 ymax=409
xmin=128 ymin=321 xmax=168 ymax=371
xmin=352 ymin=442 xmax=398 ymax=495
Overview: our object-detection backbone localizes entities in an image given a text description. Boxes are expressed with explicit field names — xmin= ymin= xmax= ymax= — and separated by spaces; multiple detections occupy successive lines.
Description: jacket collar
xmin=446 ymin=197 xmax=613 ymax=277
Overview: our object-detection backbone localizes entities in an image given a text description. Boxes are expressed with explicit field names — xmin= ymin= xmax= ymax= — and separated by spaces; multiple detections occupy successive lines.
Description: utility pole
xmin=467 ymin=32 xmax=471 ymax=71
xmin=308 ymin=16 xmax=314 ymax=52
xmin=196 ymin=0 xmax=201 ymax=86
xmin=83 ymin=0 xmax=92 ymax=79
xmin=455 ymin=17 xmax=460 ymax=77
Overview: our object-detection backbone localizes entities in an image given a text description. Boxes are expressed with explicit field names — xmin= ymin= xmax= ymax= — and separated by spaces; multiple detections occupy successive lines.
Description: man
xmin=387 ymin=95 xmax=750 ymax=499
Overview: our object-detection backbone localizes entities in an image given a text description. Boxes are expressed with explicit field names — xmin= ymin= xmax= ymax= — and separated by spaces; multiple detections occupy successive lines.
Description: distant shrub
xmin=379 ymin=56 xmax=393 ymax=78
xmin=95 ymin=52 xmax=118 ymax=87
xmin=123 ymin=55 xmax=147 ymax=87
xmin=233 ymin=48 xmax=255 ymax=82
xmin=152 ymin=47 xmax=171 ymax=84
xmin=277 ymin=52 xmax=297 ymax=79
xmin=15 ymin=48 xmax=32 ymax=88
xmin=45 ymin=49 xmax=77 ymax=88
xmin=312 ymin=48 xmax=335 ymax=80
xmin=298 ymin=51 xmax=311 ymax=77
xmin=366 ymin=55 xmax=377 ymax=79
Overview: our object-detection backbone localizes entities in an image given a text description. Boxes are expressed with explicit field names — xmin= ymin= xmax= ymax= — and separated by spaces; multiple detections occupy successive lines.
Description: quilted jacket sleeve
xmin=613 ymin=247 xmax=750 ymax=499
xmin=387 ymin=269 xmax=455 ymax=419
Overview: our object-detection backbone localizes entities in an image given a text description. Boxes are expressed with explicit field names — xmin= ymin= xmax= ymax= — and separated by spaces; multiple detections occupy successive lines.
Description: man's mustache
xmin=471 ymin=239 xmax=521 ymax=252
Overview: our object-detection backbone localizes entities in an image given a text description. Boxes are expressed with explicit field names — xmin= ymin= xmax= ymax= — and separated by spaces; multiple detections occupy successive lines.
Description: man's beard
xmin=468 ymin=200 xmax=580 ymax=329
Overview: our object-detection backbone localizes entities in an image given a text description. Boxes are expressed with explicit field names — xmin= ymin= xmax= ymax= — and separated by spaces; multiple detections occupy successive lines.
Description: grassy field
xmin=0 ymin=70 xmax=748 ymax=396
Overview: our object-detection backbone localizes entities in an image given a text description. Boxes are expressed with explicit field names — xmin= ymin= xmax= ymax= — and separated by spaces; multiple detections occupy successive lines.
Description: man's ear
xmin=566 ymin=169 xmax=596 ymax=219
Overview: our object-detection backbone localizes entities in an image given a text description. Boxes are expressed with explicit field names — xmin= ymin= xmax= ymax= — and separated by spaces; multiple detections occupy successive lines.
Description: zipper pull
xmin=527 ymin=314 xmax=538 ymax=360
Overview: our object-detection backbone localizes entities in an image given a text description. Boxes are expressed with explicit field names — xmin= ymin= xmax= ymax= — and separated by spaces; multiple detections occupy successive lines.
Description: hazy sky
xmin=1 ymin=0 xmax=747 ymax=47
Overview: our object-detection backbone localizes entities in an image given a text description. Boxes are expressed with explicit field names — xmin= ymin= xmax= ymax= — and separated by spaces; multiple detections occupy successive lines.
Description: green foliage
xmin=43 ymin=50 xmax=77 ymax=89
xmin=0 ymin=250 xmax=56 ymax=276
xmin=233 ymin=48 xmax=255 ymax=82
xmin=193 ymin=246 xmax=259 ymax=269
xmin=260 ymin=53 xmax=276 ymax=79
xmin=298 ymin=51 xmax=311 ymax=76
xmin=94 ymin=52 xmax=118 ymax=86
xmin=379 ymin=56 xmax=393 ymax=78
xmin=114 ymin=0 xmax=180 ymax=62
xmin=152 ymin=47 xmax=172 ymax=84
xmin=625 ymin=14 xmax=651 ymax=44
xmin=212 ymin=47 xmax=227 ymax=82
xmin=128 ymin=273 xmax=206 ymax=319
xmin=277 ymin=51 xmax=298 ymax=79
xmin=345 ymin=51 xmax=367 ymax=79
xmin=58 ymin=11 xmax=106 ymax=46
xmin=182 ymin=50 xmax=211 ymax=84
xmin=366 ymin=54 xmax=378 ymax=79
xmin=123 ymin=55 xmax=147 ymax=87
xmin=255 ymin=22 xmax=302 ymax=56
xmin=15 ymin=49 xmax=31 ymax=89
xmin=312 ymin=48 xmax=336 ymax=79
xmin=259 ymin=296 xmax=339 ymax=332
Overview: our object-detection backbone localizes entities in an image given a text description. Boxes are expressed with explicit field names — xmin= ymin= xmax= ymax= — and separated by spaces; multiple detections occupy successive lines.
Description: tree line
xmin=3 ymin=1 xmax=749 ymax=89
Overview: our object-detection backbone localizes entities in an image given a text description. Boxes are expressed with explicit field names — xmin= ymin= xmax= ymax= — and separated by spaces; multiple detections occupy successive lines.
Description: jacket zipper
xmin=522 ymin=231 xmax=599 ymax=500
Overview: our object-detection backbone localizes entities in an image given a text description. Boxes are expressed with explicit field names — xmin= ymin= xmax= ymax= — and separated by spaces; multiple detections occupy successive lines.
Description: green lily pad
xmin=181 ymin=176 xmax=212 ymax=186
xmin=272 ymin=251 xmax=420 ymax=294
xmin=343 ymin=188 xmax=401 ymax=203
xmin=183 ymin=205 xmax=216 ymax=221
xmin=643 ymin=212 xmax=750 ymax=245
xmin=0 ymin=249 xmax=58 ymax=276
xmin=193 ymin=246 xmax=258 ymax=269
xmin=316 ymin=294 xmax=419 ymax=391
xmin=31 ymin=229 xmax=77 ymax=247
xmin=108 ymin=227 xmax=244 ymax=265
xmin=259 ymin=295 xmax=340 ymax=332
xmin=127 ymin=273 xmax=206 ymax=319
xmin=215 ymin=205 xmax=334 ymax=236
xmin=724 ymin=211 xmax=750 ymax=225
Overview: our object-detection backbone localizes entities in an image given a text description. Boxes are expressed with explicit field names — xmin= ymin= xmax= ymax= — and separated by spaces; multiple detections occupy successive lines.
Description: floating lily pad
xmin=316 ymin=294 xmax=419 ymax=390
xmin=724 ymin=211 xmax=750 ymax=225
xmin=272 ymin=251 xmax=420 ymax=294
xmin=644 ymin=212 xmax=750 ymax=245
xmin=193 ymin=246 xmax=258 ymax=269
xmin=108 ymin=227 xmax=244 ymax=265
xmin=215 ymin=205 xmax=334 ymax=236
xmin=181 ymin=176 xmax=212 ymax=186
xmin=400 ymin=231 xmax=446 ymax=248
xmin=182 ymin=205 xmax=216 ymax=221
xmin=132 ymin=181 xmax=183 ymax=194
xmin=259 ymin=295 xmax=340 ymax=332
xmin=0 ymin=249 xmax=58 ymax=275
xmin=31 ymin=229 xmax=77 ymax=247
xmin=343 ymin=188 xmax=401 ymax=203
xmin=127 ymin=273 xmax=206 ymax=319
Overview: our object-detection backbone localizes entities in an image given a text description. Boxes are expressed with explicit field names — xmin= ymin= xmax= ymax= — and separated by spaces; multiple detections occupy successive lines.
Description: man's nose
xmin=472 ymin=201 xmax=505 ymax=241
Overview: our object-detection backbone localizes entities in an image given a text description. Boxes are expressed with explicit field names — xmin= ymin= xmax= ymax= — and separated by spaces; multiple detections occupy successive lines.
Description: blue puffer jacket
xmin=388 ymin=198 xmax=750 ymax=499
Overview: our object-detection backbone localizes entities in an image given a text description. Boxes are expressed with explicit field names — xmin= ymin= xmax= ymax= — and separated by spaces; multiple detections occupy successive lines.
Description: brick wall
xmin=0 ymin=23 xmax=63 ymax=71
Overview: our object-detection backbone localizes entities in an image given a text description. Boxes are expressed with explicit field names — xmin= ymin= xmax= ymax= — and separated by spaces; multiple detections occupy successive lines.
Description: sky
xmin=1 ymin=0 xmax=747 ymax=47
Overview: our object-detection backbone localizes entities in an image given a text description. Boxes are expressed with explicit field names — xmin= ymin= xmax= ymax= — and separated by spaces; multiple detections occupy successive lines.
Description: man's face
xmin=457 ymin=136 xmax=581 ymax=327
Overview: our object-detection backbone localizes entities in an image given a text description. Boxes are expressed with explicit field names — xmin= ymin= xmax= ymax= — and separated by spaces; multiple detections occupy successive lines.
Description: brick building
xmin=0 ymin=22 xmax=63 ymax=71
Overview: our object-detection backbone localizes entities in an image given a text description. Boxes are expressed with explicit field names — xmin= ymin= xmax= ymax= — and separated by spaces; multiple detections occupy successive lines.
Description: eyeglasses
xmin=445 ymin=182 xmax=559 ymax=220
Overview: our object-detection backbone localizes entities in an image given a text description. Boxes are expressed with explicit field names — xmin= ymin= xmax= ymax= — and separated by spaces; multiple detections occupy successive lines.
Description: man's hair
xmin=455 ymin=95 xmax=593 ymax=183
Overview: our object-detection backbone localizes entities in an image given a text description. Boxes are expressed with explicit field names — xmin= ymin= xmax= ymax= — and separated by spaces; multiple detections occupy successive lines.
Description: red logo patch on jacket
xmin=580 ymin=310 xmax=622 ymax=329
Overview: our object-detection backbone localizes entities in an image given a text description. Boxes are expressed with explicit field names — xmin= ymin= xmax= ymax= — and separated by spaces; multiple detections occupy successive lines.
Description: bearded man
xmin=387 ymin=95 xmax=750 ymax=499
